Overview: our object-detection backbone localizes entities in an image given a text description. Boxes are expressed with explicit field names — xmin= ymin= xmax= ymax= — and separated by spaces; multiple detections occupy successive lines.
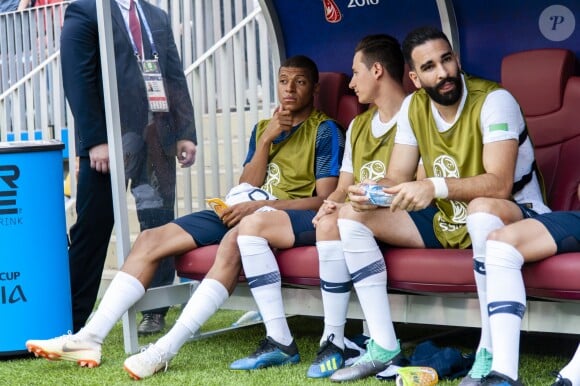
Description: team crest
xmin=360 ymin=160 xmax=386 ymax=182
xmin=262 ymin=163 xmax=281 ymax=194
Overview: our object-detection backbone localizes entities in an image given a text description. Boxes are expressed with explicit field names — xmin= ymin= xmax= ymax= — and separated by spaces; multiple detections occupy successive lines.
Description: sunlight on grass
xmin=0 ymin=308 xmax=574 ymax=385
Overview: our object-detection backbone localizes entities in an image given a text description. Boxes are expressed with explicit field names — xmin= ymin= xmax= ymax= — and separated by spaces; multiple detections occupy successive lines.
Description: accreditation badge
xmin=141 ymin=59 xmax=169 ymax=112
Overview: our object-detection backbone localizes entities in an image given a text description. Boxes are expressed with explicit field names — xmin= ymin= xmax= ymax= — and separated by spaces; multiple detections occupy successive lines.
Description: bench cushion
xmin=176 ymin=245 xmax=580 ymax=301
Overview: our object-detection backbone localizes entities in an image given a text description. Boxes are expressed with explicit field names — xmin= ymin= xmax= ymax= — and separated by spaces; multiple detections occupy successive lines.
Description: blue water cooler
xmin=0 ymin=140 xmax=71 ymax=356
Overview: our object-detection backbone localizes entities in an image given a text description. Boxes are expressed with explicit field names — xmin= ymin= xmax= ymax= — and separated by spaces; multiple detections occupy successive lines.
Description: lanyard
xmin=124 ymin=1 xmax=159 ymax=59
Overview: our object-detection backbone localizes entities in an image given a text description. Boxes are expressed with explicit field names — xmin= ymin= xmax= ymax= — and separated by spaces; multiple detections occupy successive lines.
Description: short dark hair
xmin=355 ymin=34 xmax=404 ymax=83
xmin=402 ymin=26 xmax=452 ymax=70
xmin=280 ymin=55 xmax=319 ymax=84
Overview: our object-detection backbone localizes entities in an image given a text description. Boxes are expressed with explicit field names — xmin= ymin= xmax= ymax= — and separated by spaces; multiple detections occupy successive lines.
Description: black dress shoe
xmin=137 ymin=314 xmax=166 ymax=336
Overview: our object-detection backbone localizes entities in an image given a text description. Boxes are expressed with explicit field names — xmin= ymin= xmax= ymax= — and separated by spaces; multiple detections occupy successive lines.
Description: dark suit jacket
xmin=61 ymin=0 xmax=196 ymax=157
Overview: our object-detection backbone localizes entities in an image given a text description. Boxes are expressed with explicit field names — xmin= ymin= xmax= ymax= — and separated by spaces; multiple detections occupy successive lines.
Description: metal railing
xmin=182 ymin=5 xmax=278 ymax=214
xmin=0 ymin=2 xmax=70 ymax=145
xmin=0 ymin=0 xmax=279 ymax=216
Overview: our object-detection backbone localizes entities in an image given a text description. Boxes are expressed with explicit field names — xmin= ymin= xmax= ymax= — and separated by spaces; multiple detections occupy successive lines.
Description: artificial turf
xmin=1 ymin=308 xmax=575 ymax=385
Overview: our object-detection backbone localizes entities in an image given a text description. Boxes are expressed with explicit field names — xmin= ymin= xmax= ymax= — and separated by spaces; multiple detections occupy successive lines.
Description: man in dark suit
xmin=60 ymin=0 xmax=197 ymax=334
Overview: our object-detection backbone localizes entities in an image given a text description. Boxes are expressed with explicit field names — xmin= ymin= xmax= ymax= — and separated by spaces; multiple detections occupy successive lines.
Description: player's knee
xmin=316 ymin=213 xmax=339 ymax=238
xmin=133 ymin=227 xmax=171 ymax=262
xmin=467 ymin=197 xmax=498 ymax=214
xmin=337 ymin=203 xmax=358 ymax=220
xmin=134 ymin=227 xmax=160 ymax=250
xmin=487 ymin=227 xmax=518 ymax=247
xmin=487 ymin=228 xmax=503 ymax=242
xmin=238 ymin=212 xmax=269 ymax=236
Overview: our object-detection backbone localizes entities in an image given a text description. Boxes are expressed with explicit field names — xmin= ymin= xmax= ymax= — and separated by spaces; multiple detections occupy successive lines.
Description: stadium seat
xmin=502 ymin=49 xmax=580 ymax=299
xmin=314 ymin=71 xmax=366 ymax=129
xmin=314 ymin=72 xmax=349 ymax=123
xmin=501 ymin=48 xmax=580 ymax=212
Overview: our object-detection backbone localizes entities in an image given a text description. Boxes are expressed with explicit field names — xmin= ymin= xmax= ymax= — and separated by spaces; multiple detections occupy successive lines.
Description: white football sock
xmin=78 ymin=271 xmax=145 ymax=344
xmin=155 ymin=278 xmax=228 ymax=358
xmin=466 ymin=212 xmax=504 ymax=353
xmin=559 ymin=344 xmax=580 ymax=385
xmin=318 ymin=240 xmax=350 ymax=349
xmin=238 ymin=235 xmax=292 ymax=346
xmin=338 ymin=219 xmax=397 ymax=351
xmin=486 ymin=240 xmax=526 ymax=380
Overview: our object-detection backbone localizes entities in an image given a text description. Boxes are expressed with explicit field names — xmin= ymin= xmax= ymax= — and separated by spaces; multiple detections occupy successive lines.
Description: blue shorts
xmin=408 ymin=203 xmax=541 ymax=249
xmin=518 ymin=203 xmax=540 ymax=219
xmin=408 ymin=206 xmax=443 ymax=248
xmin=173 ymin=209 xmax=317 ymax=247
xmin=533 ymin=211 xmax=580 ymax=254
xmin=173 ymin=210 xmax=228 ymax=246
xmin=286 ymin=209 xmax=317 ymax=246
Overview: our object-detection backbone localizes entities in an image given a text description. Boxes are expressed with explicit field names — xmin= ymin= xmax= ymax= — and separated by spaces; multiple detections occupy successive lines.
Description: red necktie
xmin=129 ymin=0 xmax=143 ymax=57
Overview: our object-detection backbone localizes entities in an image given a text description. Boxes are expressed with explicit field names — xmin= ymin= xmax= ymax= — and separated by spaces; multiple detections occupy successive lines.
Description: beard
xmin=423 ymin=76 xmax=462 ymax=106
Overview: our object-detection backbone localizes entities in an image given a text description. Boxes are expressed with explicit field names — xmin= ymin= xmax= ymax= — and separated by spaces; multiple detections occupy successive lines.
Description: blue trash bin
xmin=0 ymin=140 xmax=71 ymax=356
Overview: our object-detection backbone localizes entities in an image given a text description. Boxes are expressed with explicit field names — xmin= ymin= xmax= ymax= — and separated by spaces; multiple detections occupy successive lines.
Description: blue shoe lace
xmin=354 ymin=338 xmax=400 ymax=366
xmin=468 ymin=348 xmax=493 ymax=378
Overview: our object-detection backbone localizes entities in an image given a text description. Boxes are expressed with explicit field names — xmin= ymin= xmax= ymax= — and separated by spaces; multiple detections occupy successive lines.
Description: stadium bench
xmin=125 ymin=51 xmax=580 ymax=353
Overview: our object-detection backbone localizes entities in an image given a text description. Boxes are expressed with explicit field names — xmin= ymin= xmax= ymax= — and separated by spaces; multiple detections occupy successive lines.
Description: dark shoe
xmin=481 ymin=371 xmax=523 ymax=385
xmin=230 ymin=336 xmax=300 ymax=370
xmin=137 ymin=314 xmax=166 ymax=336
xmin=551 ymin=372 xmax=572 ymax=386
xmin=460 ymin=374 xmax=485 ymax=386
xmin=343 ymin=336 xmax=366 ymax=366
xmin=330 ymin=339 xmax=405 ymax=382
xmin=307 ymin=334 xmax=345 ymax=378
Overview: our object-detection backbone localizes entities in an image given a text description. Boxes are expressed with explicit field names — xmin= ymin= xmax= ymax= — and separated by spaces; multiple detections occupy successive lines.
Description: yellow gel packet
xmin=395 ymin=366 xmax=438 ymax=386
xmin=205 ymin=198 xmax=228 ymax=217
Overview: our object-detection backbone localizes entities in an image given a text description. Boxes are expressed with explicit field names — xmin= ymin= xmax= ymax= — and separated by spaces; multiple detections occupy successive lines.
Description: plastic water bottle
xmin=361 ymin=184 xmax=394 ymax=207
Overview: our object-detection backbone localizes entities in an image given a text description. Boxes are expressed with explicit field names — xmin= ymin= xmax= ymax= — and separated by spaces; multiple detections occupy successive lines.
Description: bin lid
xmin=0 ymin=139 xmax=65 ymax=154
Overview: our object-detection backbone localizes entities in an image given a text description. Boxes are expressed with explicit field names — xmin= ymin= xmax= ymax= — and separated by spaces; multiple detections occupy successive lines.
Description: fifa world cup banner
xmin=268 ymin=0 xmax=579 ymax=82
